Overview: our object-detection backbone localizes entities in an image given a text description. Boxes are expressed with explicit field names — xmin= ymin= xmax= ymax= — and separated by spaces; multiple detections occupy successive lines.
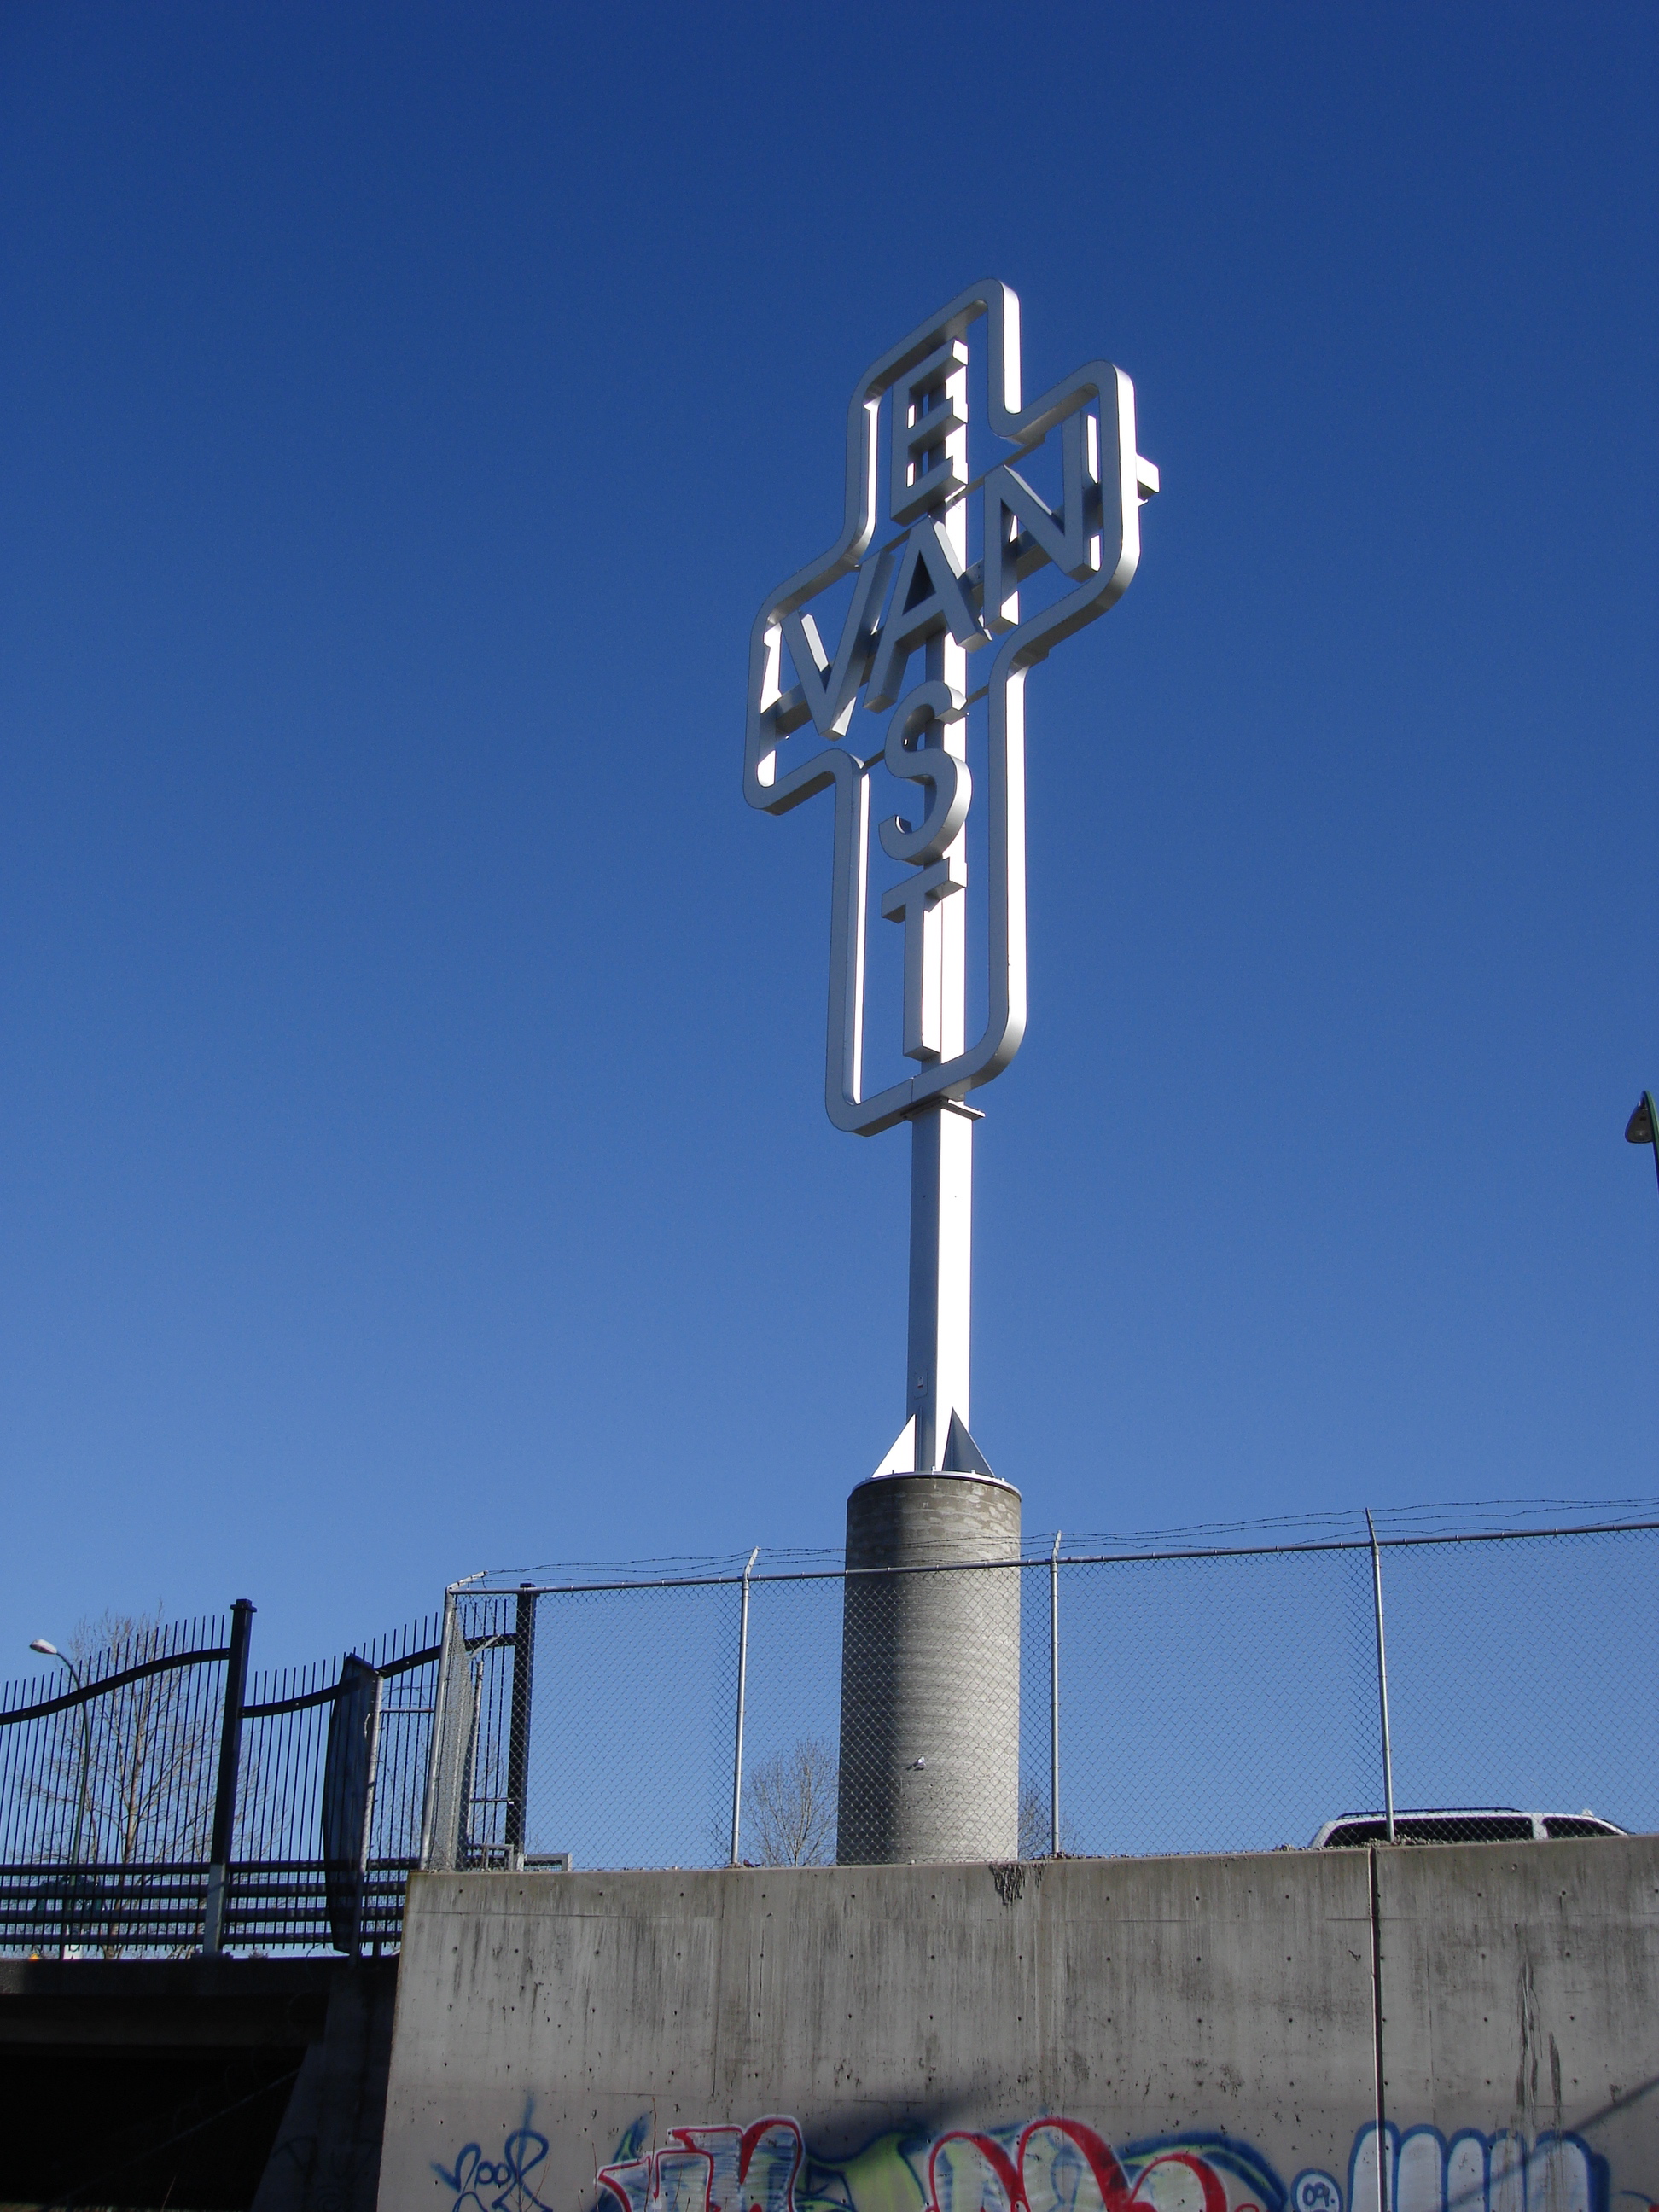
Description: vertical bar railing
xmin=729 ymin=1548 xmax=759 ymax=1866
xmin=1366 ymin=1511 xmax=1396 ymax=1843
xmin=504 ymin=1585 xmax=537 ymax=1872
xmin=58 ymin=1657 xmax=95 ymax=1959
xmin=201 ymin=1597 xmax=254 ymax=1954
xmin=1049 ymin=1534 xmax=1062 ymax=1860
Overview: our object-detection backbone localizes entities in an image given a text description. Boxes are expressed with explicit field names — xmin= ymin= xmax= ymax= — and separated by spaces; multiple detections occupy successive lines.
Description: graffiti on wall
xmin=433 ymin=2110 xmax=1627 ymax=2212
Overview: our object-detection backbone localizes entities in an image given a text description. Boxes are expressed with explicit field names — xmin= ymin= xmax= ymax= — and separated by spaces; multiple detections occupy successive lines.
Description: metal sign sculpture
xmin=744 ymin=281 xmax=1157 ymax=1479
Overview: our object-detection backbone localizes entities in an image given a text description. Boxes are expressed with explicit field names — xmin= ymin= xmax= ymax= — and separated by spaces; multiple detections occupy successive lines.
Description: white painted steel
xmin=1049 ymin=1528 xmax=1062 ymax=1860
xmin=1366 ymin=1510 xmax=1397 ymax=1846
xmin=743 ymin=283 xmax=1155 ymax=1472
xmin=729 ymin=1547 xmax=759 ymax=1868
xmin=905 ymin=1102 xmax=974 ymax=1476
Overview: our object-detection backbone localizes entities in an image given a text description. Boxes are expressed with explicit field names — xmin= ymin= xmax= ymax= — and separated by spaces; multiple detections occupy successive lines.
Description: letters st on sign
xmin=743 ymin=282 xmax=1158 ymax=1138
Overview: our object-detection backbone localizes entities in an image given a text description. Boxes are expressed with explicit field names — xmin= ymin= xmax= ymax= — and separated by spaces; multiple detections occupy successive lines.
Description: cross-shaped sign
xmin=743 ymin=281 xmax=1157 ymax=1478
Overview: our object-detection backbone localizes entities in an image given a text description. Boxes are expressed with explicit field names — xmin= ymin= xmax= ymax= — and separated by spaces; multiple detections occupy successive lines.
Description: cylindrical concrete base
xmin=835 ymin=1472 xmax=1022 ymax=1865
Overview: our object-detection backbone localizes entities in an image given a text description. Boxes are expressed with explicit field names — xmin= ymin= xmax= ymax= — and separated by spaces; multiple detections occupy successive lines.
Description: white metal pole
xmin=907 ymin=1103 xmax=973 ymax=1469
xmin=1366 ymin=1511 xmax=1396 ymax=1844
xmin=1049 ymin=1531 xmax=1062 ymax=1858
xmin=905 ymin=346 xmax=973 ymax=1473
xmin=730 ymin=1548 xmax=759 ymax=1866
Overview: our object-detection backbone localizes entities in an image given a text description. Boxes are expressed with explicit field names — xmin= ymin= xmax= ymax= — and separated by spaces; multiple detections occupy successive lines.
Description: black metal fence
xmin=0 ymin=1605 xmax=439 ymax=1957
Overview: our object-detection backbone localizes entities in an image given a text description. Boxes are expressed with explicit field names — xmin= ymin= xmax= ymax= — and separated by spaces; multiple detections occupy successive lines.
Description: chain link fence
xmin=434 ymin=1513 xmax=1657 ymax=1873
xmin=3 ymin=1510 xmax=1649 ymax=1953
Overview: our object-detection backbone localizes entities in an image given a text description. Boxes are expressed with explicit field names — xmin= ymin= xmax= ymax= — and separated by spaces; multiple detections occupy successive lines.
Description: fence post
xmin=419 ymin=1591 xmax=458 ymax=1870
xmin=729 ymin=1549 xmax=759 ymax=1866
xmin=504 ymin=1584 xmax=538 ymax=1871
xmin=1366 ymin=1512 xmax=1396 ymax=1844
xmin=1049 ymin=1533 xmax=1062 ymax=1858
xmin=201 ymin=1598 xmax=255 ymax=1956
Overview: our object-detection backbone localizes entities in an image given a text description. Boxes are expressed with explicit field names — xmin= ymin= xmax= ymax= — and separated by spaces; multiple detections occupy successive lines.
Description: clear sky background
xmin=3 ymin=3 xmax=1655 ymax=1678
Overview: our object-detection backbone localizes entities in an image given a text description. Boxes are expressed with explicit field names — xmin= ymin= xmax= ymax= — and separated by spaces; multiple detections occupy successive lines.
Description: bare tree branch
xmin=743 ymin=1738 xmax=837 ymax=1866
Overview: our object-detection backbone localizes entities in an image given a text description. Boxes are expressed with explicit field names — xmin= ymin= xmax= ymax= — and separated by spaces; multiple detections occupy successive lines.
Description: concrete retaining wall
xmin=376 ymin=1840 xmax=1657 ymax=2212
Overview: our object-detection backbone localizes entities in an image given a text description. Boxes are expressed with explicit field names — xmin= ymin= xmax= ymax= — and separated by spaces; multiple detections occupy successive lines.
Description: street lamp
xmin=1626 ymin=1092 xmax=1659 ymax=1196
xmin=30 ymin=1639 xmax=94 ymax=1957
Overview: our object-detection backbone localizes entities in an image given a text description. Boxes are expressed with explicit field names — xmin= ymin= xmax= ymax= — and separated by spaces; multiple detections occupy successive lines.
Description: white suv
xmin=1309 ymin=1807 xmax=1626 ymax=1847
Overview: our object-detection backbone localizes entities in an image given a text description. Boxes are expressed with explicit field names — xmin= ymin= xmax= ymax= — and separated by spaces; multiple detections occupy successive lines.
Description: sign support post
xmin=743 ymin=282 xmax=1156 ymax=1857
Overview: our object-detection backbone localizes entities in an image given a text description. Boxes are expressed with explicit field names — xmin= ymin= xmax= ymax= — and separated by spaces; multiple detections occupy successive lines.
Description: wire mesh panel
xmin=1 ymin=1516 xmax=1653 ymax=1953
xmin=461 ymin=1580 xmax=742 ymax=1873
xmin=1372 ymin=1527 xmax=1659 ymax=1837
xmin=1056 ymin=1545 xmax=1382 ymax=1858
xmin=1019 ymin=1558 xmax=1061 ymax=1859
xmin=735 ymin=1574 xmax=844 ymax=1865
xmin=451 ymin=1518 xmax=1656 ymax=1877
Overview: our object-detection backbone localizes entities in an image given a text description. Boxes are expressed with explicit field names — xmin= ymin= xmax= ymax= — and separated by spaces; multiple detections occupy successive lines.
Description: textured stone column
xmin=836 ymin=1472 xmax=1021 ymax=1864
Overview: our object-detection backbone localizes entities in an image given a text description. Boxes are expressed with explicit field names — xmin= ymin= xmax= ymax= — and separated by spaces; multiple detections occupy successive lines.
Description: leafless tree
xmin=1017 ymin=1783 xmax=1081 ymax=1860
xmin=75 ymin=1614 xmax=215 ymax=1868
xmin=743 ymin=1738 xmax=837 ymax=1866
xmin=1017 ymin=1782 xmax=1047 ymax=1860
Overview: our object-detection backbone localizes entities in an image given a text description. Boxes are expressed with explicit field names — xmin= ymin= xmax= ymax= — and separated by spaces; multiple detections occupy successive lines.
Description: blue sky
xmin=3 ymin=2 xmax=1655 ymax=1676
